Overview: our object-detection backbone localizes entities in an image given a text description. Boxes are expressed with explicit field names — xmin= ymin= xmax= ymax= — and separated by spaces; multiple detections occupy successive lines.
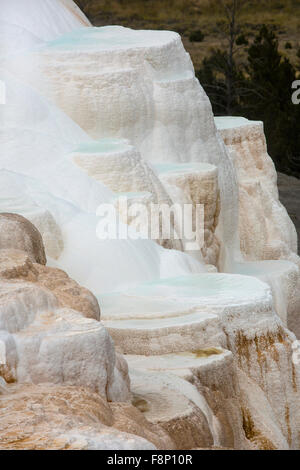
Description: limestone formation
xmin=130 ymin=367 xmax=218 ymax=449
xmin=0 ymin=281 xmax=129 ymax=400
xmin=0 ymin=222 xmax=176 ymax=449
xmin=216 ymin=117 xmax=300 ymax=337
xmin=0 ymin=0 xmax=300 ymax=451
xmin=0 ymin=384 xmax=172 ymax=450
xmin=155 ymin=162 xmax=220 ymax=265
xmin=102 ymin=274 xmax=300 ymax=449
xmin=216 ymin=117 xmax=298 ymax=265
xmin=0 ymin=249 xmax=100 ymax=320
xmin=72 ymin=141 xmax=183 ymax=251
xmin=33 ymin=264 xmax=101 ymax=321
xmin=72 ymin=140 xmax=171 ymax=205
xmin=0 ymin=213 xmax=46 ymax=265
xmin=16 ymin=25 xmax=238 ymax=272
xmin=0 ymin=245 xmax=129 ymax=402
xmin=0 ymin=190 xmax=64 ymax=260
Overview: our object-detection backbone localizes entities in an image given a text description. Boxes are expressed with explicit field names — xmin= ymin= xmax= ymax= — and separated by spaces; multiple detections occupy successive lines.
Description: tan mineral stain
xmin=242 ymin=407 xmax=277 ymax=450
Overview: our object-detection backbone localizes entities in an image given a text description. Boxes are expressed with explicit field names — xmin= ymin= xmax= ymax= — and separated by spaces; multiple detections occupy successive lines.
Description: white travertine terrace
xmin=101 ymin=273 xmax=271 ymax=356
xmin=216 ymin=117 xmax=300 ymax=336
xmin=72 ymin=139 xmax=183 ymax=249
xmin=216 ymin=117 xmax=298 ymax=263
xmin=13 ymin=25 xmax=240 ymax=271
xmin=155 ymin=162 xmax=220 ymax=264
xmin=0 ymin=278 xmax=130 ymax=402
xmin=0 ymin=0 xmax=299 ymax=450
xmin=72 ymin=140 xmax=171 ymax=205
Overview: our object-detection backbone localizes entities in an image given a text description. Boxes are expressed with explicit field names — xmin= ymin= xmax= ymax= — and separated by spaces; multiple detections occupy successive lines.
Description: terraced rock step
xmin=71 ymin=139 xmax=182 ymax=250
xmin=215 ymin=116 xmax=300 ymax=337
xmin=126 ymin=348 xmax=231 ymax=376
xmin=72 ymin=139 xmax=169 ymax=203
xmin=216 ymin=116 xmax=298 ymax=265
xmin=0 ymin=277 xmax=130 ymax=401
xmin=234 ymin=259 xmax=300 ymax=333
xmin=130 ymin=368 xmax=217 ymax=449
xmin=104 ymin=311 xmax=223 ymax=356
xmin=127 ymin=349 xmax=250 ymax=449
xmin=101 ymin=273 xmax=272 ymax=315
xmin=101 ymin=273 xmax=273 ymax=355
xmin=154 ymin=162 xmax=220 ymax=265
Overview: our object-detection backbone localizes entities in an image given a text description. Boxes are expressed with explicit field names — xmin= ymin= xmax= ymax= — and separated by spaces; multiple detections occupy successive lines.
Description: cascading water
xmin=0 ymin=76 xmax=204 ymax=293
xmin=5 ymin=23 xmax=242 ymax=272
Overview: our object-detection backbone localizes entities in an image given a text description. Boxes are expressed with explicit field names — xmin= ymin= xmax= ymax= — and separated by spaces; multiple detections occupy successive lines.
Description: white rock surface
xmin=72 ymin=139 xmax=170 ymax=204
xmin=0 ymin=70 xmax=204 ymax=294
xmin=9 ymin=25 xmax=240 ymax=271
xmin=0 ymin=384 xmax=165 ymax=450
xmin=100 ymin=273 xmax=269 ymax=356
xmin=216 ymin=117 xmax=300 ymax=335
xmin=72 ymin=139 xmax=183 ymax=250
xmin=100 ymin=273 xmax=300 ymax=448
xmin=127 ymin=350 xmax=250 ymax=449
xmin=0 ymin=213 xmax=46 ymax=265
xmin=155 ymin=162 xmax=220 ymax=264
xmin=216 ymin=117 xmax=298 ymax=262
xmin=0 ymin=278 xmax=130 ymax=401
xmin=130 ymin=368 xmax=217 ymax=449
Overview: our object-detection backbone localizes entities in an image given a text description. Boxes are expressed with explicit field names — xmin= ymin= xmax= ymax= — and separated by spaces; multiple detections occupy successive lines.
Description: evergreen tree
xmin=196 ymin=0 xmax=248 ymax=116
xmin=197 ymin=23 xmax=300 ymax=176
xmin=196 ymin=50 xmax=245 ymax=115
xmin=242 ymin=25 xmax=299 ymax=174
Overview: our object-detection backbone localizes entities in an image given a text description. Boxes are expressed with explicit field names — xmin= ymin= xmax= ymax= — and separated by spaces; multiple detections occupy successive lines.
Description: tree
xmin=196 ymin=0 xmax=248 ymax=116
xmin=217 ymin=0 xmax=247 ymax=114
xmin=242 ymin=25 xmax=300 ymax=173
xmin=198 ymin=16 xmax=300 ymax=176
xmin=197 ymin=49 xmax=245 ymax=115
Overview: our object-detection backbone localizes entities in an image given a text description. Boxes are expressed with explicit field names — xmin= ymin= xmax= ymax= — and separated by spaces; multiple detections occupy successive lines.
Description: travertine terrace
xmin=0 ymin=0 xmax=299 ymax=450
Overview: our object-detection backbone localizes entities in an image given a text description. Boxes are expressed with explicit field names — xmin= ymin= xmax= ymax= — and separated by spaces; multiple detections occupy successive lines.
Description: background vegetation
xmin=75 ymin=0 xmax=300 ymax=177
